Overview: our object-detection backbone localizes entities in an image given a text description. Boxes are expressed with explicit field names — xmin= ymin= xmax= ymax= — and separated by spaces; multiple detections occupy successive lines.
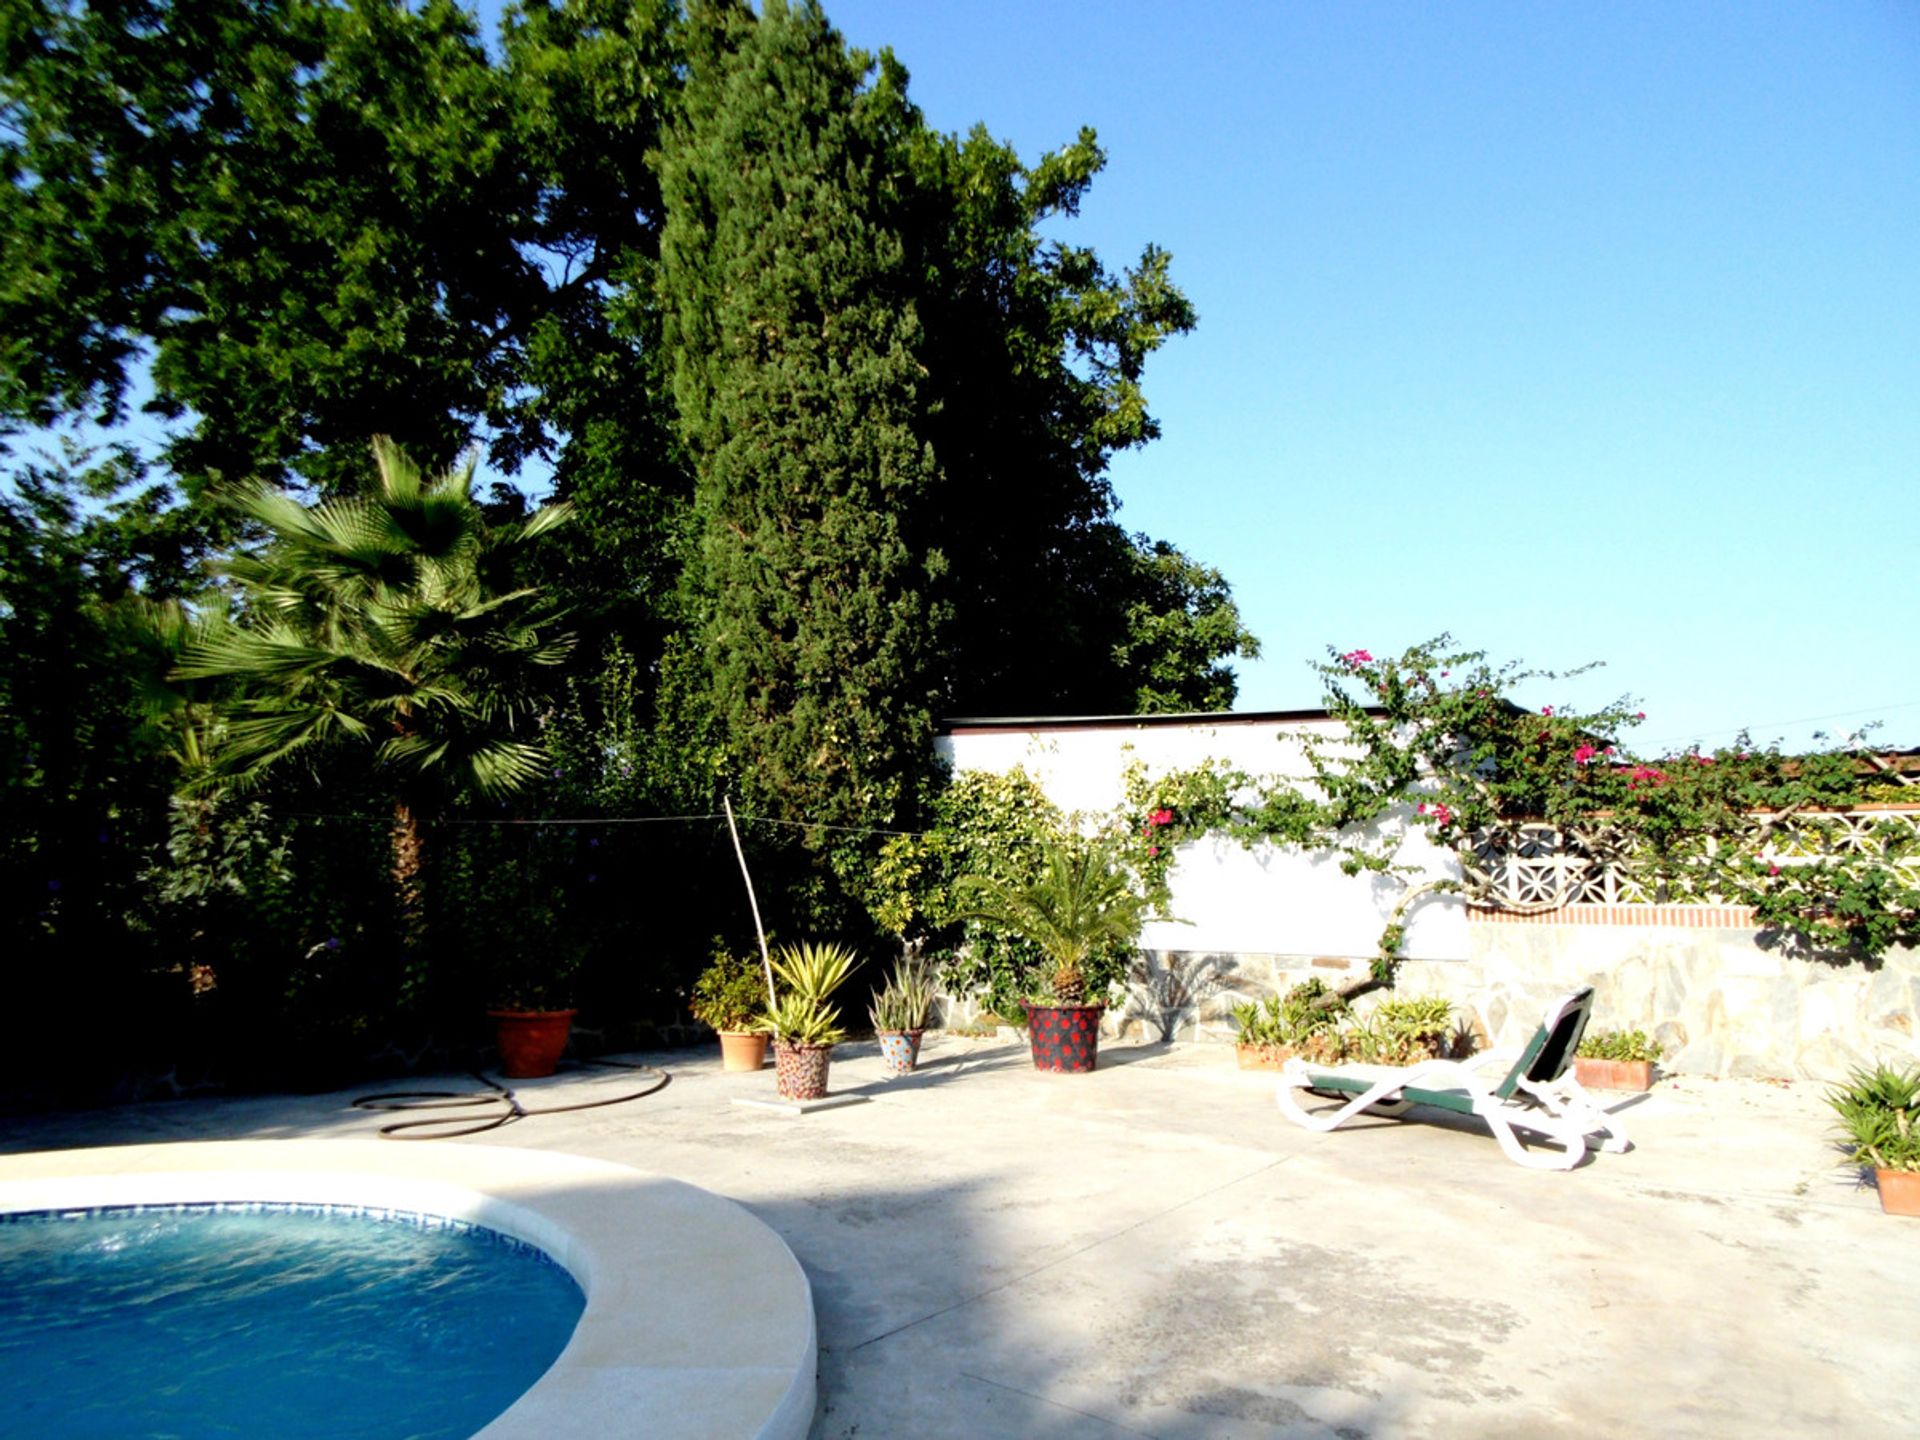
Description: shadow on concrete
xmin=737 ymin=1173 xmax=1414 ymax=1440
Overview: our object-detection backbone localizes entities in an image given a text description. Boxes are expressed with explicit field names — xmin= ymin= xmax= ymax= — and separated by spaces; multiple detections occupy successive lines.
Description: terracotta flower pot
xmin=488 ymin=1009 xmax=576 ymax=1079
xmin=1235 ymin=1043 xmax=1295 ymax=1072
xmin=876 ymin=1029 xmax=924 ymax=1077
xmin=1875 ymin=1167 xmax=1920 ymax=1217
xmin=718 ymin=1030 xmax=769 ymax=1072
xmin=773 ymin=1040 xmax=834 ymax=1100
xmin=1022 ymin=1003 xmax=1103 ymax=1073
xmin=1574 ymin=1057 xmax=1655 ymax=1092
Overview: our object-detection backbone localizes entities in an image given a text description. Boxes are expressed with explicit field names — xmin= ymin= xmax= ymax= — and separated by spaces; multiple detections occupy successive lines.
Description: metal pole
xmin=723 ymin=795 xmax=777 ymax=1010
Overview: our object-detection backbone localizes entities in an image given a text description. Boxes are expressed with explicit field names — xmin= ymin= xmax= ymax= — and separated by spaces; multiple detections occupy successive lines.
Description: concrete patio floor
xmin=5 ymin=1034 xmax=1917 ymax=1439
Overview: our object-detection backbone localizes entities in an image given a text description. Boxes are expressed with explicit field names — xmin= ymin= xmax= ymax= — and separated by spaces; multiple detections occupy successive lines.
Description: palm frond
xmin=173 ymin=624 xmax=342 ymax=681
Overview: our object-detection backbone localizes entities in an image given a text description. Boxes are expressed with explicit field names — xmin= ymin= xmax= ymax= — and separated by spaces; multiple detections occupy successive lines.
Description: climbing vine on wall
xmin=874 ymin=635 xmax=1919 ymax=1009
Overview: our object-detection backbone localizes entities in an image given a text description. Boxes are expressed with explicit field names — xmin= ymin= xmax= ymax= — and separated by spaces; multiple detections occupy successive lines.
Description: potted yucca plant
xmin=758 ymin=942 xmax=857 ymax=1100
xmin=955 ymin=839 xmax=1148 ymax=1073
xmin=1828 ymin=1063 xmax=1920 ymax=1217
xmin=869 ymin=953 xmax=937 ymax=1077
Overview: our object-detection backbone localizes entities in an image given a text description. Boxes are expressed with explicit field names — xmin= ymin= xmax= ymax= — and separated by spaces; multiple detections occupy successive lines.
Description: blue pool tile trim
xmin=0 ymin=1202 xmax=566 ymax=1272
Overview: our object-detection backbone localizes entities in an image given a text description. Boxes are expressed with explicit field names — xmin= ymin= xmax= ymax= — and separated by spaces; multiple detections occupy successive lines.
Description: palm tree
xmin=171 ymin=436 xmax=574 ymax=951
xmin=953 ymin=839 xmax=1150 ymax=1005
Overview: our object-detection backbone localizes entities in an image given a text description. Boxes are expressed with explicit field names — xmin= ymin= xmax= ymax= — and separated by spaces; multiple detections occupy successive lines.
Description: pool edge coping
xmin=0 ymin=1139 xmax=816 ymax=1440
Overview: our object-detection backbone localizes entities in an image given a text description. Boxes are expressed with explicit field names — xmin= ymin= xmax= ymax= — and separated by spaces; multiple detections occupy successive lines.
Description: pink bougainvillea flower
xmin=1573 ymin=744 xmax=1597 ymax=764
xmin=1416 ymin=802 xmax=1427 ymax=815
xmin=1541 ymin=705 xmax=1554 ymax=717
xmin=1148 ymin=845 xmax=1160 ymax=857
xmin=1148 ymin=808 xmax=1173 ymax=827
xmin=1635 ymin=711 xmax=1646 ymax=720
xmin=1768 ymin=863 xmax=1781 ymax=876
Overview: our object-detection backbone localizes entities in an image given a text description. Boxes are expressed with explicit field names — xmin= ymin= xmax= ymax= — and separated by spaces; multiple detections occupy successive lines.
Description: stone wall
xmin=1397 ymin=913 xmax=1918 ymax=1081
xmin=1077 ymin=911 xmax=1918 ymax=1082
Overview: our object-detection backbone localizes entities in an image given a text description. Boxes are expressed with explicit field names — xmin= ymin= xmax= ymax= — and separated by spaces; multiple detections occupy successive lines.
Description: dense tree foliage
xmin=658 ymin=0 xmax=944 ymax=849
xmin=0 ymin=0 xmax=1255 ymax=1098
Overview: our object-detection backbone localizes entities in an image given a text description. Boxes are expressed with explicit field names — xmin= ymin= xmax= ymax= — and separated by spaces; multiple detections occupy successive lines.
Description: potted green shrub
xmin=1828 ymin=1063 xmax=1920 ymax=1217
xmin=486 ymin=901 xmax=584 ymax=1079
xmin=955 ymin=839 xmax=1148 ymax=1073
xmin=869 ymin=953 xmax=937 ymax=1077
xmin=758 ymin=941 xmax=857 ymax=1100
xmin=1231 ymin=978 xmax=1349 ymax=1070
xmin=1574 ymin=1028 xmax=1663 ymax=1092
xmin=690 ymin=941 xmax=773 ymax=1072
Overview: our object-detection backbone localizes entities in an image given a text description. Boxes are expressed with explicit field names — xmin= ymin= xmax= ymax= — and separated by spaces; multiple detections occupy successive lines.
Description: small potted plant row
xmin=1573 ymin=1029 xmax=1663 ymax=1092
xmin=1232 ymin=981 xmax=1343 ymax=1069
xmin=1231 ymin=985 xmax=1458 ymax=1069
xmin=1828 ymin=1062 xmax=1920 ymax=1217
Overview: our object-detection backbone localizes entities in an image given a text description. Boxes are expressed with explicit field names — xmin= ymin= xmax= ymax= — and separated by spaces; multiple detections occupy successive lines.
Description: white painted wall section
xmin=938 ymin=716 xmax=1468 ymax=963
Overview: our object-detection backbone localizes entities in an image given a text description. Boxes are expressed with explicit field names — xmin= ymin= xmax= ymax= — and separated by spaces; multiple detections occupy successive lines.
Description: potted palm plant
xmin=690 ymin=941 xmax=773 ymax=1072
xmin=955 ymin=838 xmax=1149 ymax=1073
xmin=869 ymin=953 xmax=937 ymax=1077
xmin=1828 ymin=1062 xmax=1920 ymax=1217
xmin=758 ymin=941 xmax=857 ymax=1100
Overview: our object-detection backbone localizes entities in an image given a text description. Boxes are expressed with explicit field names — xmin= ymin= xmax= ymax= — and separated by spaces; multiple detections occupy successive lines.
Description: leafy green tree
xmin=0 ymin=441 xmax=200 ymax=1098
xmin=900 ymin=122 xmax=1255 ymax=714
xmin=170 ymin=436 xmax=575 ymax=973
xmin=657 ymin=0 xmax=945 ymax=853
xmin=0 ymin=0 xmax=682 ymax=520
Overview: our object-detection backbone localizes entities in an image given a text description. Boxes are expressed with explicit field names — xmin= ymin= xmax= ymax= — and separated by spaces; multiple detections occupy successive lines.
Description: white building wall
xmin=936 ymin=716 xmax=1469 ymax=964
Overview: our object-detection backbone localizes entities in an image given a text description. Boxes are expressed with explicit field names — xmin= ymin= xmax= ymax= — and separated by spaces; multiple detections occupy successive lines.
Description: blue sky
xmin=819 ymin=0 xmax=1919 ymax=754
xmin=38 ymin=2 xmax=1915 ymax=754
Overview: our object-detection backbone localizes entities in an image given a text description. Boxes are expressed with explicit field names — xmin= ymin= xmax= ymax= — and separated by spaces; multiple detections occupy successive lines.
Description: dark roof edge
xmin=937 ymin=707 xmax=1385 ymax=736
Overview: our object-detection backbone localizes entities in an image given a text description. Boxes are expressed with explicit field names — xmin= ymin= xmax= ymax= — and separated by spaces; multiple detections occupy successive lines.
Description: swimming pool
xmin=0 ymin=1140 xmax=816 ymax=1440
xmin=0 ymin=1202 xmax=584 ymax=1439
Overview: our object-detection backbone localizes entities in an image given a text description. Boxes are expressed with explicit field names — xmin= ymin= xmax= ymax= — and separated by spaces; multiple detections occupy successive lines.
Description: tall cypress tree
xmin=657 ymin=0 xmax=944 ymax=852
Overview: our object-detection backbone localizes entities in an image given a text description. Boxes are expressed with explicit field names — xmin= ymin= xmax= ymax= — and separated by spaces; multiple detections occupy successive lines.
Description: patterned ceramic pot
xmin=1022 ymin=1003 xmax=1103 ymax=1073
xmin=876 ymin=1030 xmax=924 ymax=1077
xmin=773 ymin=1040 xmax=834 ymax=1100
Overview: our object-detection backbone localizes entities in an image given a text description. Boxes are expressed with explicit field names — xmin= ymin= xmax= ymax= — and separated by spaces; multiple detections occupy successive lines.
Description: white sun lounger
xmin=1274 ymin=987 xmax=1632 ymax=1171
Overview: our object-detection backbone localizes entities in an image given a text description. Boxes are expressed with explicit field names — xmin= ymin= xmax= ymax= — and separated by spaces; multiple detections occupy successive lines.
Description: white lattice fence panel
xmin=1466 ymin=809 xmax=1920 ymax=912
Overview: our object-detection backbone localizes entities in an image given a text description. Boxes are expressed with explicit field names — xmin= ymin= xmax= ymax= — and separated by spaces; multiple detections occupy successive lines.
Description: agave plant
xmin=757 ymin=941 xmax=857 ymax=1046
xmin=1828 ymin=1063 xmax=1920 ymax=1173
xmin=953 ymin=839 xmax=1149 ymax=1005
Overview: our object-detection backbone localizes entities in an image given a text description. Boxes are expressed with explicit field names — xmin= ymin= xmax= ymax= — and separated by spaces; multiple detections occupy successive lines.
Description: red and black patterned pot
xmin=773 ymin=1040 xmax=834 ymax=1100
xmin=1022 ymin=1003 xmax=1104 ymax=1073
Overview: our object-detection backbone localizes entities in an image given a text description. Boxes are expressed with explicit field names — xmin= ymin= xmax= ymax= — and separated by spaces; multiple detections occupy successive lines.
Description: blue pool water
xmin=0 ymin=1204 xmax=586 ymax=1440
